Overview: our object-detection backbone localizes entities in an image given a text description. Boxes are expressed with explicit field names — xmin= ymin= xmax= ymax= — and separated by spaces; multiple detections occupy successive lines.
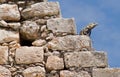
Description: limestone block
xmin=35 ymin=19 xmax=47 ymax=25
xmin=32 ymin=39 xmax=46 ymax=46
xmin=0 ymin=29 xmax=19 ymax=43
xmin=93 ymin=68 xmax=120 ymax=77
xmin=60 ymin=70 xmax=91 ymax=77
xmin=0 ymin=20 xmax=8 ymax=28
xmin=0 ymin=4 xmax=20 ymax=21
xmin=8 ymin=22 xmax=21 ymax=31
xmin=47 ymin=35 xmax=92 ymax=51
xmin=0 ymin=66 xmax=11 ymax=77
xmin=0 ymin=46 xmax=8 ymax=64
xmin=46 ymin=56 xmax=64 ymax=71
xmin=47 ymin=18 xmax=76 ymax=35
xmin=21 ymin=2 xmax=61 ymax=19
xmin=60 ymin=70 xmax=75 ymax=77
xmin=15 ymin=47 xmax=44 ymax=64
xmin=23 ymin=66 xmax=45 ymax=77
xmin=64 ymin=51 xmax=108 ymax=68
xmin=20 ymin=21 xmax=40 ymax=41
xmin=76 ymin=71 xmax=91 ymax=77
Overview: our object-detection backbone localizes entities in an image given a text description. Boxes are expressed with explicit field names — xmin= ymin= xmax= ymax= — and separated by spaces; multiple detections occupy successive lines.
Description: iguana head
xmin=86 ymin=23 xmax=98 ymax=29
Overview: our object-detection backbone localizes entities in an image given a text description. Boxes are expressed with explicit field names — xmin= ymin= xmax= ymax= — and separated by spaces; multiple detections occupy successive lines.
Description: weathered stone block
xmin=20 ymin=21 xmax=40 ymax=41
xmin=46 ymin=56 xmax=64 ymax=71
xmin=15 ymin=47 xmax=44 ymax=64
xmin=0 ymin=66 xmax=11 ymax=77
xmin=8 ymin=22 xmax=21 ymax=31
xmin=23 ymin=66 xmax=45 ymax=77
xmin=0 ymin=46 xmax=8 ymax=64
xmin=64 ymin=51 xmax=108 ymax=68
xmin=60 ymin=70 xmax=91 ymax=77
xmin=47 ymin=35 xmax=92 ymax=51
xmin=75 ymin=71 xmax=91 ymax=77
xmin=60 ymin=70 xmax=74 ymax=77
xmin=0 ymin=20 xmax=8 ymax=28
xmin=32 ymin=39 xmax=46 ymax=46
xmin=0 ymin=29 xmax=19 ymax=43
xmin=22 ymin=2 xmax=60 ymax=19
xmin=47 ymin=18 xmax=76 ymax=35
xmin=93 ymin=68 xmax=120 ymax=77
xmin=0 ymin=4 xmax=20 ymax=21
xmin=35 ymin=19 xmax=47 ymax=25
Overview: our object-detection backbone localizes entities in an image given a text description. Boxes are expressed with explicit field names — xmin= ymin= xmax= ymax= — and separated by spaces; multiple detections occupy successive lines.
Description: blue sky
xmin=49 ymin=0 xmax=120 ymax=67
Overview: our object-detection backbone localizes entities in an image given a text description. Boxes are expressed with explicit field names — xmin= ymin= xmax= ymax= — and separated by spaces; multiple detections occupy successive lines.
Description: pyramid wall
xmin=0 ymin=0 xmax=120 ymax=77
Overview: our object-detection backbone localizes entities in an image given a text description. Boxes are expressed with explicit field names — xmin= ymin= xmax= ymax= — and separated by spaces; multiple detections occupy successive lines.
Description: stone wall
xmin=0 ymin=0 xmax=120 ymax=77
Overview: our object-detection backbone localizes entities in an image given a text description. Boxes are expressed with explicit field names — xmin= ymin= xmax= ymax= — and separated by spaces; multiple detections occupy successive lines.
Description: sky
xmin=49 ymin=0 xmax=120 ymax=67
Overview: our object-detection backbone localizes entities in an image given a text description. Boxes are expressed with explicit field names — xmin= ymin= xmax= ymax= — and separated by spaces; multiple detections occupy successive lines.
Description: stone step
xmin=47 ymin=35 xmax=92 ymax=51
xmin=47 ymin=18 xmax=77 ymax=35
xmin=21 ymin=2 xmax=61 ymax=19
xmin=64 ymin=51 xmax=108 ymax=68
xmin=93 ymin=68 xmax=120 ymax=77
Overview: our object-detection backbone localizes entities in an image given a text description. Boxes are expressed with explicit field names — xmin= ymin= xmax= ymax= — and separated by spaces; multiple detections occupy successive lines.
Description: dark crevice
xmin=20 ymin=38 xmax=33 ymax=46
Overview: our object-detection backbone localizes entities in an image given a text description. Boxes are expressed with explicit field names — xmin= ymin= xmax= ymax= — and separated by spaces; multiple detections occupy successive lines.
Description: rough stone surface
xmin=60 ymin=70 xmax=91 ymax=77
xmin=93 ymin=68 xmax=120 ymax=77
xmin=0 ymin=0 xmax=118 ymax=77
xmin=21 ymin=2 xmax=60 ymax=19
xmin=35 ymin=19 xmax=47 ymax=25
xmin=76 ymin=71 xmax=91 ymax=77
xmin=20 ymin=21 xmax=40 ymax=41
xmin=47 ymin=35 xmax=92 ymax=51
xmin=23 ymin=66 xmax=45 ymax=77
xmin=32 ymin=39 xmax=46 ymax=46
xmin=0 ymin=29 xmax=19 ymax=43
xmin=15 ymin=47 xmax=44 ymax=64
xmin=46 ymin=56 xmax=64 ymax=71
xmin=64 ymin=51 xmax=108 ymax=68
xmin=0 ymin=66 xmax=11 ymax=77
xmin=0 ymin=0 xmax=6 ymax=3
xmin=0 ymin=4 xmax=20 ymax=21
xmin=46 ymin=70 xmax=59 ymax=77
xmin=47 ymin=18 xmax=76 ymax=35
xmin=8 ymin=22 xmax=21 ymax=31
xmin=60 ymin=70 xmax=74 ymax=77
xmin=0 ymin=20 xmax=8 ymax=27
xmin=0 ymin=46 xmax=8 ymax=64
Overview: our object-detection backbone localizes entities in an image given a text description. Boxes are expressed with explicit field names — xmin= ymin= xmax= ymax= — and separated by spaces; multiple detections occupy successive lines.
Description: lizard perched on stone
xmin=80 ymin=23 xmax=98 ymax=36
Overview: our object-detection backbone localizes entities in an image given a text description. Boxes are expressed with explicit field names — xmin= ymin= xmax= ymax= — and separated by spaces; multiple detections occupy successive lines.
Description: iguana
xmin=80 ymin=23 xmax=98 ymax=36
